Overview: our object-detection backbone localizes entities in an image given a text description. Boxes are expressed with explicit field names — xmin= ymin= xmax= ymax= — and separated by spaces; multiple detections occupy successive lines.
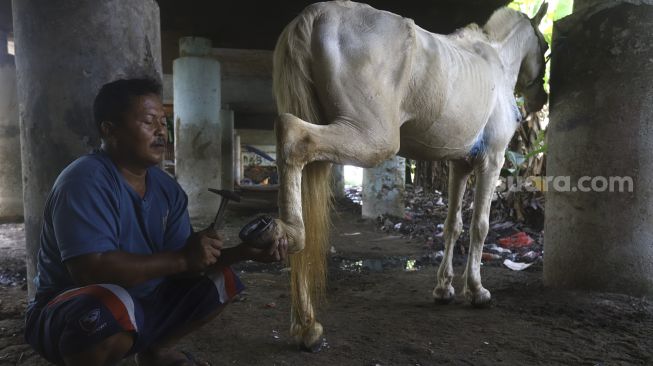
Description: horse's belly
xmin=398 ymin=118 xmax=485 ymax=160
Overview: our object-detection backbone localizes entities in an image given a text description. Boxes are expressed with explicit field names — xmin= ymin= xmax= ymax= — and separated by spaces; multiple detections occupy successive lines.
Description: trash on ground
xmin=491 ymin=221 xmax=515 ymax=231
xmin=521 ymin=250 xmax=541 ymax=261
xmin=482 ymin=252 xmax=502 ymax=261
xmin=503 ymin=259 xmax=534 ymax=271
xmin=484 ymin=243 xmax=512 ymax=254
xmin=498 ymin=232 xmax=534 ymax=249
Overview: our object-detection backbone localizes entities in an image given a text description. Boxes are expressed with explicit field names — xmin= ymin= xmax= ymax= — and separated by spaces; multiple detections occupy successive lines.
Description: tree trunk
xmin=414 ymin=160 xmax=448 ymax=195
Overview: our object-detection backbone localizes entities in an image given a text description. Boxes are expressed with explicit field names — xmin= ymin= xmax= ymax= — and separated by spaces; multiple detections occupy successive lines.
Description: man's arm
xmin=212 ymin=236 xmax=289 ymax=268
xmin=65 ymin=230 xmax=222 ymax=288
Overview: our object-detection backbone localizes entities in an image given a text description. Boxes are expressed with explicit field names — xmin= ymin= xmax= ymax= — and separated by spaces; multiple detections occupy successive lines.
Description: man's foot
xmin=135 ymin=347 xmax=211 ymax=366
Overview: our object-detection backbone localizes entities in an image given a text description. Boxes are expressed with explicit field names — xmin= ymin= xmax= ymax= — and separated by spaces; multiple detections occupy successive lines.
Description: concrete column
xmin=545 ymin=1 xmax=653 ymax=296
xmin=12 ymin=0 xmax=162 ymax=297
xmin=234 ymin=134 xmax=242 ymax=185
xmin=220 ymin=109 xmax=234 ymax=191
xmin=173 ymin=37 xmax=221 ymax=222
xmin=0 ymin=31 xmax=23 ymax=220
xmin=331 ymin=164 xmax=345 ymax=199
xmin=362 ymin=156 xmax=405 ymax=218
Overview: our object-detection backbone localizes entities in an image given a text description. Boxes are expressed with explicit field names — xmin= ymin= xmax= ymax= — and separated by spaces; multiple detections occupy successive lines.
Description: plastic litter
xmin=498 ymin=232 xmax=534 ymax=248
xmin=482 ymin=252 xmax=502 ymax=261
xmin=503 ymin=259 xmax=534 ymax=271
xmin=484 ymin=243 xmax=512 ymax=254
xmin=521 ymin=250 xmax=540 ymax=261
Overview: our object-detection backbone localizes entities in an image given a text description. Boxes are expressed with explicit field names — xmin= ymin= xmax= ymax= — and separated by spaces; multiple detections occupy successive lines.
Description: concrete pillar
xmin=0 ymin=31 xmax=23 ymax=220
xmin=12 ymin=0 xmax=162 ymax=297
xmin=362 ymin=156 xmax=405 ymax=218
xmin=173 ymin=37 xmax=221 ymax=222
xmin=544 ymin=1 xmax=653 ymax=296
xmin=234 ymin=134 xmax=242 ymax=185
xmin=220 ymin=109 xmax=234 ymax=191
xmin=331 ymin=164 xmax=345 ymax=199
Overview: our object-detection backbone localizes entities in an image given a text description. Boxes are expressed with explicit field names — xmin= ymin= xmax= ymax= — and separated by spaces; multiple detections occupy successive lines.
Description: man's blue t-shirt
xmin=34 ymin=150 xmax=192 ymax=299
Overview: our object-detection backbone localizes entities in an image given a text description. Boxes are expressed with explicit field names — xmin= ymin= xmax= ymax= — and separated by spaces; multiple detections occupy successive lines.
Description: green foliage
xmin=508 ymin=0 xmax=574 ymax=42
xmin=502 ymin=130 xmax=547 ymax=178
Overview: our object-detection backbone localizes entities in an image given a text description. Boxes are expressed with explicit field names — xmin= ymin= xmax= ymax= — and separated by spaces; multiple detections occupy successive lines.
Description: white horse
xmin=272 ymin=0 xmax=549 ymax=350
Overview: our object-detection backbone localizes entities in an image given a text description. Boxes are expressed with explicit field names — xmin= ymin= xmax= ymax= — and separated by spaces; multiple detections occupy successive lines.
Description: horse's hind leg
xmin=463 ymin=151 xmax=504 ymax=307
xmin=433 ymin=160 xmax=472 ymax=303
xmin=275 ymin=111 xmax=399 ymax=350
xmin=275 ymin=112 xmax=400 ymax=252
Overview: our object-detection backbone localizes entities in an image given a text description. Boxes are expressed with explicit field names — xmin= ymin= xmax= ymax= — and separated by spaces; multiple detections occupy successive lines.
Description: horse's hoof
xmin=292 ymin=321 xmax=323 ymax=352
xmin=300 ymin=338 xmax=326 ymax=353
xmin=465 ymin=287 xmax=492 ymax=308
xmin=433 ymin=285 xmax=455 ymax=304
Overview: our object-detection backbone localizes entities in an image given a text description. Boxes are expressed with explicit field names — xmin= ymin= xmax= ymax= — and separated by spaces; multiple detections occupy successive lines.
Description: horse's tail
xmin=273 ymin=6 xmax=332 ymax=316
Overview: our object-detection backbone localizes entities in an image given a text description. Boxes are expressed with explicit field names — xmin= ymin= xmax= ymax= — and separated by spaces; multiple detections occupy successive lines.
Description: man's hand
xmin=241 ymin=236 xmax=289 ymax=263
xmin=181 ymin=229 xmax=224 ymax=273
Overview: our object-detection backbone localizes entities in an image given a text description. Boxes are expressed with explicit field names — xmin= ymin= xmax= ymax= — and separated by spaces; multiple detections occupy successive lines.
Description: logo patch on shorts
xmin=79 ymin=308 xmax=101 ymax=333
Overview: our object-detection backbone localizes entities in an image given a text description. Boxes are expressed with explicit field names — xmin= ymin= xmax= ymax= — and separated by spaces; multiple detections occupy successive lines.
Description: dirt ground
xmin=0 ymin=204 xmax=652 ymax=366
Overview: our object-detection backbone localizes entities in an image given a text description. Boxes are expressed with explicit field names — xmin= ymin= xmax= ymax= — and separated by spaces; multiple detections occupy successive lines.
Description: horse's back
xmin=287 ymin=1 xmax=505 ymax=161
xmin=398 ymin=28 xmax=502 ymax=161
xmin=306 ymin=1 xmax=416 ymax=125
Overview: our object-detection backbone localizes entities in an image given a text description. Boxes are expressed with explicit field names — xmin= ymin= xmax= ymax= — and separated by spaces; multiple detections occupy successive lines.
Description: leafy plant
xmin=502 ymin=129 xmax=547 ymax=178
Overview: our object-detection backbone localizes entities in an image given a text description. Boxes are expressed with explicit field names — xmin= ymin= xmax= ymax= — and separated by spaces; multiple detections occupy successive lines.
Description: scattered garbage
xmin=521 ymin=250 xmax=541 ymax=261
xmin=265 ymin=302 xmax=277 ymax=308
xmin=498 ymin=232 xmax=535 ymax=249
xmin=484 ymin=243 xmax=512 ymax=254
xmin=503 ymin=259 xmax=535 ymax=271
xmin=353 ymin=184 xmax=544 ymax=271
xmin=491 ymin=221 xmax=515 ymax=231
xmin=482 ymin=252 xmax=502 ymax=261
xmin=345 ymin=185 xmax=362 ymax=205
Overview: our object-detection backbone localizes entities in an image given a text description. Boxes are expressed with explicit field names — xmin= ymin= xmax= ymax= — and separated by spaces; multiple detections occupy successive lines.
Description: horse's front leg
xmin=434 ymin=160 xmax=472 ymax=303
xmin=463 ymin=152 xmax=504 ymax=307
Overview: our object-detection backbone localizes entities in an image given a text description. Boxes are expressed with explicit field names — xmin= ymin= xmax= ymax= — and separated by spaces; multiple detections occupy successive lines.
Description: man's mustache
xmin=151 ymin=137 xmax=166 ymax=146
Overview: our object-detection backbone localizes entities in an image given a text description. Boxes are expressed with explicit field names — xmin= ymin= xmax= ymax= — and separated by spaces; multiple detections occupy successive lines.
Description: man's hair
xmin=93 ymin=78 xmax=162 ymax=135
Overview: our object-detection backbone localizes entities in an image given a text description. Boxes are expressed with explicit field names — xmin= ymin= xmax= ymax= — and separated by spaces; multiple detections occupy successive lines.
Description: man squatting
xmin=24 ymin=78 xmax=288 ymax=366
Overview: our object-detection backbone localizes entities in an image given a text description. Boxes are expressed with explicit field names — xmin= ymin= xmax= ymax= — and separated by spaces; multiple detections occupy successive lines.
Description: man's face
xmin=107 ymin=94 xmax=167 ymax=168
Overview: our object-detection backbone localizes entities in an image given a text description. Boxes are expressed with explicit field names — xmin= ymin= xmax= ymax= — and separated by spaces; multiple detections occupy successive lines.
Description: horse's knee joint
xmin=444 ymin=217 xmax=464 ymax=238
xmin=471 ymin=218 xmax=489 ymax=239
xmin=276 ymin=114 xmax=313 ymax=165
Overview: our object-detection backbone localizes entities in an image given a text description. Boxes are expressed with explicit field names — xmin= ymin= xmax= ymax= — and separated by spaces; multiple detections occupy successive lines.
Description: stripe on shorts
xmin=47 ymin=284 xmax=138 ymax=331
xmin=208 ymin=267 xmax=239 ymax=303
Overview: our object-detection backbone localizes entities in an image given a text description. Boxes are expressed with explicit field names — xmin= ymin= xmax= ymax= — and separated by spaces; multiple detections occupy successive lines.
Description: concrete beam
xmin=362 ymin=156 xmax=406 ymax=219
xmin=173 ymin=37 xmax=222 ymax=223
xmin=0 ymin=30 xmax=22 ymax=220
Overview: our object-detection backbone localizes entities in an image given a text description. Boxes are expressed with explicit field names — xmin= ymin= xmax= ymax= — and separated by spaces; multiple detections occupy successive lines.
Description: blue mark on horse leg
xmin=469 ymin=132 xmax=486 ymax=158
xmin=512 ymin=101 xmax=523 ymax=123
